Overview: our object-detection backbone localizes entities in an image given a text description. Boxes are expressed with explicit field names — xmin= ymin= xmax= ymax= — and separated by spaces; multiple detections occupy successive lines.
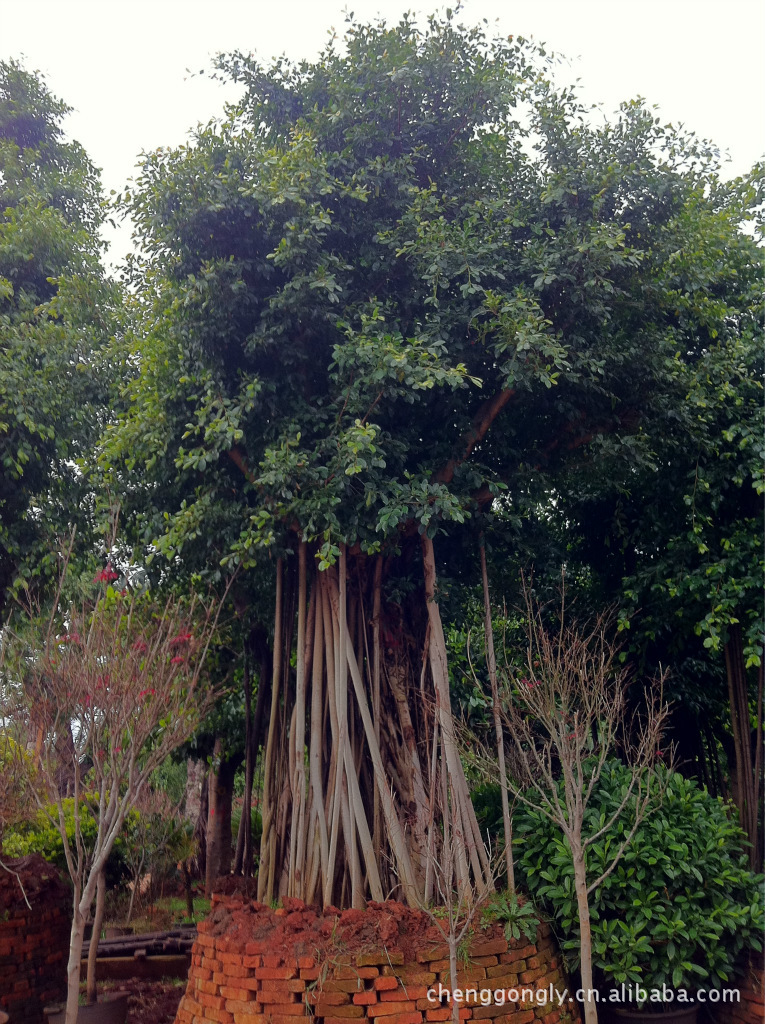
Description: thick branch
xmin=433 ymin=387 xmax=516 ymax=485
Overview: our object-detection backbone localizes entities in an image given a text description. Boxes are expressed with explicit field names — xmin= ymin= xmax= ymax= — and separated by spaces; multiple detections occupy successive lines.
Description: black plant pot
xmin=609 ymin=1004 xmax=699 ymax=1024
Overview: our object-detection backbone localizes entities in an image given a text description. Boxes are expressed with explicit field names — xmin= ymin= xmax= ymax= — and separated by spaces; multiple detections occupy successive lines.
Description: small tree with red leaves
xmin=1 ymin=562 xmax=228 ymax=1023
xmin=490 ymin=577 xmax=670 ymax=1024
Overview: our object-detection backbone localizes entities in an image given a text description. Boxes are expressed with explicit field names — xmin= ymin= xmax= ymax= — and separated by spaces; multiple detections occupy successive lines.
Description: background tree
xmin=0 ymin=60 xmax=119 ymax=619
xmin=100 ymin=10 xmax=762 ymax=904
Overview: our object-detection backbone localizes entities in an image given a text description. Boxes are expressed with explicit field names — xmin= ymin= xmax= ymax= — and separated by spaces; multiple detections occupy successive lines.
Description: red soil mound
xmin=202 ymin=895 xmax=504 ymax=965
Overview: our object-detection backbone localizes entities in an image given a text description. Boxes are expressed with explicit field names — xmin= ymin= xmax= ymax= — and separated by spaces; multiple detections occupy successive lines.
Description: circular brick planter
xmin=174 ymin=897 xmax=579 ymax=1024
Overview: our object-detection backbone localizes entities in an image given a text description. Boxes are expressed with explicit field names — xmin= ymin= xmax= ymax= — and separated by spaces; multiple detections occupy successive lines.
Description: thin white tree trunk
xmin=289 ymin=542 xmax=308 ymax=896
xmin=573 ymin=844 xmax=598 ymax=1024
xmin=86 ymin=868 xmax=106 ymax=1003
xmin=258 ymin=557 xmax=283 ymax=902
xmin=422 ymin=534 xmax=489 ymax=892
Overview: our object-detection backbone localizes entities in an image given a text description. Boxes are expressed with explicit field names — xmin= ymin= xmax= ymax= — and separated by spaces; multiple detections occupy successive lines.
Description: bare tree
xmin=418 ymin=828 xmax=497 ymax=1024
xmin=1 ymin=560 xmax=228 ymax=1024
xmin=494 ymin=578 xmax=670 ymax=1024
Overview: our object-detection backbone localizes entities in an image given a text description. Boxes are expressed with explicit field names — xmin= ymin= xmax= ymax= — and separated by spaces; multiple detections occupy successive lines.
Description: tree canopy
xmin=0 ymin=60 xmax=118 ymax=616
xmin=1 ymin=11 xmax=761 ymax=905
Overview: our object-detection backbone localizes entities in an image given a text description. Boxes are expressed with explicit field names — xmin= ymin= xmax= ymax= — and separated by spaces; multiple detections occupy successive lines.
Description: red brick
xmin=301 ymin=967 xmax=322 ymax=980
xmin=380 ymin=1015 xmax=424 ymax=1024
xmin=224 ymin=963 xmax=249 ymax=979
xmin=498 ymin=1012 xmax=535 ymax=1024
xmin=298 ymin=955 xmax=316 ymax=969
xmin=376 ymin=977 xmax=402 ymax=992
xmin=261 ymin=1003 xmax=306 ymax=1016
xmin=358 ymin=952 xmax=405 ymax=967
xmin=255 ymin=966 xmax=297 ymax=980
xmin=395 ymin=971 xmax=436 ymax=986
xmin=367 ymin=1001 xmax=418 ymax=1017
xmin=311 ymin=992 xmax=350 ymax=1007
xmin=316 ymin=1006 xmax=365 ymax=1018
xmin=380 ymin=988 xmax=412 ymax=1001
xmin=418 ymin=945 xmax=450 ymax=963
xmin=388 ymin=987 xmax=431 ymax=1001
xmin=261 ymin=978 xmax=306 ymax=993
xmin=199 ymin=991 xmax=227 ymax=1009
xmin=225 ymin=999 xmax=263 ymax=1015
xmin=207 ymin=1008 xmax=234 ymax=1024
xmin=323 ymin=978 xmax=365 ymax=993
xmin=220 ymin=985 xmax=255 ymax=1000
xmin=259 ymin=989 xmax=301 ymax=1004
xmin=440 ymin=969 xmax=487 ymax=987
xmin=519 ymin=968 xmax=546 ymax=985
xmin=469 ymin=940 xmax=508 ymax=958
xmin=472 ymin=1003 xmax=517 ymax=1019
xmin=354 ymin=991 xmax=379 ymax=1005
xmin=488 ymin=962 xmax=524 ymax=979
xmin=502 ymin=946 xmax=536 ymax=961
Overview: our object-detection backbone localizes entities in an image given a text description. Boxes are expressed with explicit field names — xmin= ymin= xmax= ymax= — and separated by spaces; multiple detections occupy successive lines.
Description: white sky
xmin=3 ymin=0 xmax=764 ymax=265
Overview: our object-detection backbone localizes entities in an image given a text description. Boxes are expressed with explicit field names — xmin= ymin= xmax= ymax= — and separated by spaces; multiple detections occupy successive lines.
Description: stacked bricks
xmin=0 ymin=857 xmax=69 ymax=1023
xmin=714 ymin=952 xmax=764 ymax=1024
xmin=175 ymin=899 xmax=578 ymax=1024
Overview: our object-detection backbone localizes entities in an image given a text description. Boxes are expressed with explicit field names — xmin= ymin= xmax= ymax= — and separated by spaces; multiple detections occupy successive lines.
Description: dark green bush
xmin=3 ymin=798 xmax=133 ymax=888
xmin=514 ymin=761 xmax=763 ymax=991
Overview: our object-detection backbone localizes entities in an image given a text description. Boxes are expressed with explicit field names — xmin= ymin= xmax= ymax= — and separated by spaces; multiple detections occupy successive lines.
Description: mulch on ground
xmin=96 ymin=978 xmax=184 ymax=1024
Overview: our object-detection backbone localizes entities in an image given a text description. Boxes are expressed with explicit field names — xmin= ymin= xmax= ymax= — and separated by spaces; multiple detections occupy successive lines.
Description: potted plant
xmin=514 ymin=761 xmax=764 ymax=1022
xmin=43 ymin=990 xmax=129 ymax=1024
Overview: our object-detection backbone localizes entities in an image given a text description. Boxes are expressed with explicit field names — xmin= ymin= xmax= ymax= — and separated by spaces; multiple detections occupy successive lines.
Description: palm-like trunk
xmin=255 ymin=536 xmax=489 ymax=906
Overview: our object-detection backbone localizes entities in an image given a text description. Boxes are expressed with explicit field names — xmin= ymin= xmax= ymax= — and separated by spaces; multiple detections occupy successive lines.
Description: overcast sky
xmin=3 ymin=0 xmax=763 ymax=264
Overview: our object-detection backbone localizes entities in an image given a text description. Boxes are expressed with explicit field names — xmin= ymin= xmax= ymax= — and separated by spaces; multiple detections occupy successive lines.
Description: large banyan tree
xmin=103 ymin=12 xmax=764 ymax=902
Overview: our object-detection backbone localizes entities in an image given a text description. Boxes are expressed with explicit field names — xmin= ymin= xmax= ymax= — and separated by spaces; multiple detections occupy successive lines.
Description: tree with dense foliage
xmin=100 ymin=9 xmax=764 ymax=906
xmin=0 ymin=60 xmax=118 ymax=618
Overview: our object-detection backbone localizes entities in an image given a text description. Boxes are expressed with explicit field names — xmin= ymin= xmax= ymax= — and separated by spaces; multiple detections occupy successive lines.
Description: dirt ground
xmin=98 ymin=977 xmax=185 ymax=1024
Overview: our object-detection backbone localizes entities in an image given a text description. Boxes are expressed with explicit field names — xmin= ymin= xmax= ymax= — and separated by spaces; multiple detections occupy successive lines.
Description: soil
xmin=98 ymin=978 xmax=184 ymax=1024
xmin=203 ymin=891 xmax=505 ymax=964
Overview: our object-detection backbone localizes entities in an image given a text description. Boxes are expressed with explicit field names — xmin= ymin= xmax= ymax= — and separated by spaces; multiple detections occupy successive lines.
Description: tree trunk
xmin=253 ymin=538 xmax=490 ymax=907
xmin=64 ymin=899 xmax=87 ymax=1024
xmin=572 ymin=847 xmax=597 ymax=1024
xmin=725 ymin=623 xmax=759 ymax=866
xmin=86 ymin=868 xmax=106 ymax=1004
xmin=205 ymin=738 xmax=239 ymax=896
xmin=234 ymin=635 xmax=254 ymax=877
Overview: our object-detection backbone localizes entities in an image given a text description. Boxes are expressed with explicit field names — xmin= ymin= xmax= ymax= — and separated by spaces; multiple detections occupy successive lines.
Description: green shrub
xmin=3 ymin=798 xmax=133 ymax=888
xmin=514 ymin=761 xmax=763 ymax=992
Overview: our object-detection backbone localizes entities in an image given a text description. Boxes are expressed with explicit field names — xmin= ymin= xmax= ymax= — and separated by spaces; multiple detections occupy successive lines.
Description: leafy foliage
xmin=3 ymin=798 xmax=133 ymax=888
xmin=0 ymin=60 xmax=119 ymax=617
xmin=482 ymin=890 xmax=538 ymax=943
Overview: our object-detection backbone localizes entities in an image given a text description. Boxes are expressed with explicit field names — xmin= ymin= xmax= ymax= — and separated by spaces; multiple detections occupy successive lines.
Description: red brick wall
xmin=175 ymin=898 xmax=579 ymax=1024
xmin=0 ymin=856 xmax=69 ymax=1023
xmin=714 ymin=953 xmax=764 ymax=1024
